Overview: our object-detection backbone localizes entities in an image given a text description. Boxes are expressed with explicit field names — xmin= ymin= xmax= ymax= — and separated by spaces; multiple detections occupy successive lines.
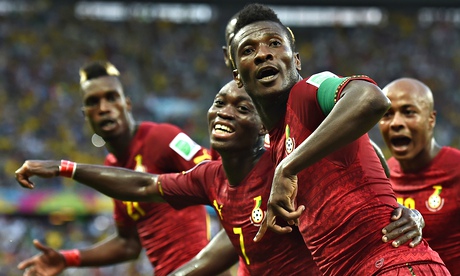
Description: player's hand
xmin=15 ymin=160 xmax=60 ymax=189
xmin=381 ymin=206 xmax=425 ymax=248
xmin=254 ymin=167 xmax=304 ymax=242
xmin=17 ymin=239 xmax=66 ymax=276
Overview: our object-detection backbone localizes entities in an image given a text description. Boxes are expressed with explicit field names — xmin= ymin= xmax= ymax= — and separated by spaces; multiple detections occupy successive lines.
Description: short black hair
xmin=229 ymin=3 xmax=296 ymax=66
xmin=79 ymin=61 xmax=120 ymax=83
xmin=233 ymin=3 xmax=283 ymax=35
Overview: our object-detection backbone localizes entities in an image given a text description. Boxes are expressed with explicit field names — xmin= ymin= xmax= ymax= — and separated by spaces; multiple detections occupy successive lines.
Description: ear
xmin=259 ymin=124 xmax=268 ymax=136
xmin=126 ymin=97 xmax=133 ymax=112
xmin=222 ymin=46 xmax=231 ymax=69
xmin=81 ymin=107 xmax=88 ymax=121
xmin=233 ymin=69 xmax=243 ymax=88
xmin=294 ymin=52 xmax=301 ymax=71
xmin=429 ymin=110 xmax=437 ymax=129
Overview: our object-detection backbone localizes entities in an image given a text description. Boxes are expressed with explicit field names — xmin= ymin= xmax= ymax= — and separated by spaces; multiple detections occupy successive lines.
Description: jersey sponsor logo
xmin=285 ymin=124 xmax=295 ymax=155
xmin=306 ymin=71 xmax=339 ymax=87
xmin=426 ymin=185 xmax=444 ymax=212
xmin=169 ymin=132 xmax=201 ymax=161
xmin=250 ymin=196 xmax=265 ymax=226
xmin=375 ymin=258 xmax=384 ymax=269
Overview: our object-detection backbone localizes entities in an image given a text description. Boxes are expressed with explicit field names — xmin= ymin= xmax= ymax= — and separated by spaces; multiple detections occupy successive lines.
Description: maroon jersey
xmin=106 ymin=122 xmax=210 ymax=276
xmin=268 ymin=73 xmax=447 ymax=275
xmin=159 ymin=152 xmax=322 ymax=276
xmin=389 ymin=146 xmax=460 ymax=275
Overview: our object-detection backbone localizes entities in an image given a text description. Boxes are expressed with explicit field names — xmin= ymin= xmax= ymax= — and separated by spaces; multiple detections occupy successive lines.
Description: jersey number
xmin=233 ymin=227 xmax=250 ymax=265
xmin=123 ymin=201 xmax=146 ymax=221
xmin=397 ymin=197 xmax=416 ymax=209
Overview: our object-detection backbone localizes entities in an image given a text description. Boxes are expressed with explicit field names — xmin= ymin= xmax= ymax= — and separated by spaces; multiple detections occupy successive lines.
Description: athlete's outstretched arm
xmin=18 ymin=224 xmax=142 ymax=275
xmin=15 ymin=160 xmax=164 ymax=202
xmin=169 ymin=229 xmax=238 ymax=276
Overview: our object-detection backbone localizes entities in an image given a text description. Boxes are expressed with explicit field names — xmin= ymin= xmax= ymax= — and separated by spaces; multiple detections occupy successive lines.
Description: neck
xmin=105 ymin=121 xmax=138 ymax=162
xmin=254 ymin=74 xmax=302 ymax=131
xmin=220 ymin=144 xmax=265 ymax=186
xmin=399 ymin=138 xmax=442 ymax=173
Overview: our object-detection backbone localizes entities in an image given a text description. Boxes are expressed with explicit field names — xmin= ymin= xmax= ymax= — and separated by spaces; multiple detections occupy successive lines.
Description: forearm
xmin=77 ymin=234 xmax=142 ymax=266
xmin=169 ymin=229 xmax=238 ymax=276
xmin=16 ymin=160 xmax=166 ymax=201
xmin=281 ymin=81 xmax=390 ymax=175
xmin=72 ymin=163 xmax=163 ymax=202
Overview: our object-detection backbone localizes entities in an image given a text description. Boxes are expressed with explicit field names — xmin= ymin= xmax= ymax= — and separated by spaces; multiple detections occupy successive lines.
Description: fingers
xmin=390 ymin=229 xmax=418 ymax=247
xmin=17 ymin=259 xmax=34 ymax=270
xmin=409 ymin=235 xmax=422 ymax=248
xmin=286 ymin=205 xmax=305 ymax=226
xmin=15 ymin=165 xmax=34 ymax=189
xmin=33 ymin=240 xmax=50 ymax=253
xmin=253 ymin=216 xmax=268 ymax=242
xmin=390 ymin=207 xmax=403 ymax=221
xmin=382 ymin=215 xmax=408 ymax=235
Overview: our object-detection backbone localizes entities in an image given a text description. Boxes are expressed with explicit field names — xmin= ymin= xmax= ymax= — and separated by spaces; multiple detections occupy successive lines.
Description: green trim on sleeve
xmin=317 ymin=77 xmax=349 ymax=116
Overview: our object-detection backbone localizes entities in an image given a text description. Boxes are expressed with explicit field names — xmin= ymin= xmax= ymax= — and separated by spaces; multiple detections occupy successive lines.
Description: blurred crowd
xmin=1 ymin=1 xmax=460 ymax=274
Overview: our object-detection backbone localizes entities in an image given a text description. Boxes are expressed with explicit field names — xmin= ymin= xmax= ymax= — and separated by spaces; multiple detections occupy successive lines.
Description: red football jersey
xmin=267 ymin=73 xmax=447 ymax=275
xmin=107 ymin=122 xmax=210 ymax=276
xmin=389 ymin=146 xmax=460 ymax=275
xmin=160 ymin=152 xmax=322 ymax=275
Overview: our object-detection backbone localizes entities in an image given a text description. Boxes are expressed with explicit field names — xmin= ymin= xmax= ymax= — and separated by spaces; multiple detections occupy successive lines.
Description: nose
xmin=389 ymin=112 xmax=404 ymax=130
xmin=255 ymin=44 xmax=273 ymax=65
xmin=216 ymin=108 xmax=235 ymax=119
xmin=98 ymin=98 xmax=111 ymax=113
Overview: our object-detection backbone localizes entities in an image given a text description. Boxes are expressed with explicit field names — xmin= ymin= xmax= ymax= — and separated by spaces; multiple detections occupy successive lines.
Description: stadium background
xmin=1 ymin=0 xmax=459 ymax=274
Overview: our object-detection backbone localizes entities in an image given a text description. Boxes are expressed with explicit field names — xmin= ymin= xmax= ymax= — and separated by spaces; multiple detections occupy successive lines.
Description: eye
xmin=84 ymin=97 xmax=98 ymax=107
xmin=270 ymin=40 xmax=282 ymax=47
xmin=106 ymin=92 xmax=118 ymax=102
xmin=238 ymin=105 xmax=249 ymax=112
xmin=381 ymin=110 xmax=393 ymax=119
xmin=242 ymin=47 xmax=254 ymax=56
xmin=237 ymin=102 xmax=254 ymax=113
xmin=404 ymin=109 xmax=416 ymax=116
xmin=213 ymin=99 xmax=224 ymax=107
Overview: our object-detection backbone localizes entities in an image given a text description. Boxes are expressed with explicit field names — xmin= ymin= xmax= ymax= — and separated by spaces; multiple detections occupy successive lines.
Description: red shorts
xmin=375 ymin=262 xmax=451 ymax=276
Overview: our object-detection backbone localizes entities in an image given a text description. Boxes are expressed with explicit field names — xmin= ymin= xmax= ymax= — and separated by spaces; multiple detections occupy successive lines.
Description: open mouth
xmin=257 ymin=67 xmax=279 ymax=80
xmin=99 ymin=119 xmax=117 ymax=131
xmin=390 ymin=136 xmax=411 ymax=151
xmin=214 ymin=123 xmax=234 ymax=134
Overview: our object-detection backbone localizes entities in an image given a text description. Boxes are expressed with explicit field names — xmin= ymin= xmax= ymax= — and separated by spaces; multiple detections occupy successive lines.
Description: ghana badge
xmin=134 ymin=154 xmax=146 ymax=172
xmin=426 ymin=185 xmax=444 ymax=212
xmin=250 ymin=196 xmax=265 ymax=226
xmin=285 ymin=124 xmax=295 ymax=155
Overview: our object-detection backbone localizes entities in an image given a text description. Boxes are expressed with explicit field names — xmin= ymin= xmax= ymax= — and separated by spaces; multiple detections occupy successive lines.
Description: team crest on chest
xmin=425 ymin=185 xmax=444 ymax=212
xmin=285 ymin=124 xmax=295 ymax=155
xmin=134 ymin=154 xmax=146 ymax=172
xmin=250 ymin=196 xmax=265 ymax=226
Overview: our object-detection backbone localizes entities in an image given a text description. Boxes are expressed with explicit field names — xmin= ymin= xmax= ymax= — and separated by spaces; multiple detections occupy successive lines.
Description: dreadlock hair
xmin=79 ymin=61 xmax=120 ymax=84
xmin=229 ymin=3 xmax=296 ymax=68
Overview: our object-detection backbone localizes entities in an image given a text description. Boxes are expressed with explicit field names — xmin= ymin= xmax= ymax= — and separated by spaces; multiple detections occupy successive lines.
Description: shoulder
xmin=434 ymin=146 xmax=460 ymax=166
xmin=387 ymin=157 xmax=401 ymax=172
xmin=141 ymin=121 xmax=182 ymax=134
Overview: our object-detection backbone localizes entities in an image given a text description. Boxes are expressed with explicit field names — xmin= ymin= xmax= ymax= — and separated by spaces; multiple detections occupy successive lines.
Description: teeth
xmin=214 ymin=124 xmax=233 ymax=133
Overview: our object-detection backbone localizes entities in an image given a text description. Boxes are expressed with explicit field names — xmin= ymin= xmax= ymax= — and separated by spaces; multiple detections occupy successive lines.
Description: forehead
xmin=216 ymin=83 xmax=251 ymax=100
xmin=81 ymin=76 xmax=122 ymax=96
xmin=233 ymin=21 xmax=288 ymax=47
xmin=386 ymin=87 xmax=428 ymax=109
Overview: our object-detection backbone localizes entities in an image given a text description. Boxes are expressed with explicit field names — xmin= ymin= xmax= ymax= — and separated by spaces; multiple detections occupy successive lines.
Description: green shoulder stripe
xmin=317 ymin=77 xmax=348 ymax=116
